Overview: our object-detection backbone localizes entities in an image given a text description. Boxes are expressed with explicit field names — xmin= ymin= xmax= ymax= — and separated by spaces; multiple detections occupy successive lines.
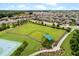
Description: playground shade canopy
xmin=43 ymin=34 xmax=53 ymax=41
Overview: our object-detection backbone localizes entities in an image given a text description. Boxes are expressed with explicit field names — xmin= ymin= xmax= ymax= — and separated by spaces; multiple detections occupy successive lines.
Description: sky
xmin=0 ymin=0 xmax=79 ymax=3
xmin=0 ymin=3 xmax=79 ymax=10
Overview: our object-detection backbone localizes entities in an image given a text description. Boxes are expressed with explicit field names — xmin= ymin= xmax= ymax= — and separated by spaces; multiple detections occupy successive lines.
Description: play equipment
xmin=43 ymin=34 xmax=54 ymax=41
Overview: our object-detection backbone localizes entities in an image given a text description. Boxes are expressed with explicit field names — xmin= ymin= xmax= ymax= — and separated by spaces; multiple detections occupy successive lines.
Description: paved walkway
xmin=56 ymin=29 xmax=74 ymax=49
xmin=29 ymin=20 xmax=78 ymax=56
xmin=29 ymin=29 xmax=74 ymax=56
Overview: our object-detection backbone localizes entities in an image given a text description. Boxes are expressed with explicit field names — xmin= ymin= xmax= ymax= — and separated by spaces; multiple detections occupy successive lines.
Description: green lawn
xmin=30 ymin=31 xmax=45 ymax=42
xmin=8 ymin=22 xmax=66 ymax=41
xmin=0 ymin=31 xmax=42 ymax=56
xmin=61 ymin=30 xmax=75 ymax=56
xmin=0 ymin=22 xmax=66 ymax=56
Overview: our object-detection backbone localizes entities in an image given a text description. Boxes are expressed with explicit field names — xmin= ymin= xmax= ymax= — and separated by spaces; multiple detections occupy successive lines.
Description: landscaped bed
xmin=0 ymin=22 xmax=66 ymax=56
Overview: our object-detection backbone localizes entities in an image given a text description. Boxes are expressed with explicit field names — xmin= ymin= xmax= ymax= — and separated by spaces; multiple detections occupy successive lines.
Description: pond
xmin=0 ymin=39 xmax=22 ymax=56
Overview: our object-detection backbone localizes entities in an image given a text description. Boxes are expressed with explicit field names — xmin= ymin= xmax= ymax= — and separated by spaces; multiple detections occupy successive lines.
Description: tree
xmin=44 ymin=24 xmax=46 ymax=26
xmin=6 ymin=24 xmax=10 ymax=29
xmin=62 ymin=27 xmax=65 ymax=30
xmin=71 ymin=18 xmax=76 ymax=22
xmin=29 ymin=11 xmax=33 ymax=15
xmin=52 ymin=23 xmax=55 ymax=28
xmin=56 ymin=23 xmax=60 ymax=29
xmin=17 ymin=20 xmax=20 ymax=25
xmin=66 ymin=27 xmax=71 ymax=32
xmin=1 ymin=23 xmax=6 ymax=30
xmin=70 ymin=39 xmax=76 ymax=44
xmin=41 ymin=21 xmax=43 ymax=25
xmin=75 ymin=30 xmax=79 ymax=33
xmin=12 ymin=41 xmax=28 ymax=56
xmin=12 ymin=23 xmax=16 ymax=28
xmin=0 ymin=27 xmax=2 ymax=31
xmin=70 ymin=30 xmax=79 ymax=55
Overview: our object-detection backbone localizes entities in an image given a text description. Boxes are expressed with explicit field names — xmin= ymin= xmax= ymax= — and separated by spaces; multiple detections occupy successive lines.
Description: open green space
xmin=0 ymin=31 xmax=42 ymax=56
xmin=8 ymin=22 xmax=66 ymax=41
xmin=30 ymin=31 xmax=45 ymax=42
xmin=61 ymin=30 xmax=75 ymax=56
xmin=0 ymin=22 xmax=66 ymax=56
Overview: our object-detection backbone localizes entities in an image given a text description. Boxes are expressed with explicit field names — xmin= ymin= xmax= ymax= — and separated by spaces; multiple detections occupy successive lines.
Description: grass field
xmin=8 ymin=22 xmax=66 ymax=41
xmin=0 ymin=32 xmax=43 ymax=55
xmin=61 ymin=30 xmax=75 ymax=56
xmin=0 ymin=22 xmax=66 ymax=56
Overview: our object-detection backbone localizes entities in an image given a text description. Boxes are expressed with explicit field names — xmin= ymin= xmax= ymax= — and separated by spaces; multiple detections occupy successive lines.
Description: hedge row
xmin=11 ymin=41 xmax=28 ymax=56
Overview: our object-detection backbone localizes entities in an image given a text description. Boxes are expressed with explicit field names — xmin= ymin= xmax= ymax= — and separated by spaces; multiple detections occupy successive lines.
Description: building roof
xmin=76 ymin=20 xmax=79 ymax=24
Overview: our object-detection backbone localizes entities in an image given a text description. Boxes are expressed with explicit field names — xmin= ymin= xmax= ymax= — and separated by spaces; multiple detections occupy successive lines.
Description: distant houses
xmin=76 ymin=20 xmax=79 ymax=25
xmin=0 ymin=11 xmax=79 ymax=27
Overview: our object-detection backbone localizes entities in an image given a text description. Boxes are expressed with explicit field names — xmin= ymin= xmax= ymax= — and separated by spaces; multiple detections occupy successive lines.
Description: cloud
xmin=56 ymin=6 xmax=64 ymax=10
xmin=15 ymin=4 xmax=47 ymax=10
xmin=1 ymin=3 xmax=79 ymax=10
xmin=10 ymin=5 xmax=15 ymax=8
xmin=4 ymin=4 xmax=66 ymax=10
xmin=56 ymin=0 xmax=79 ymax=3
xmin=9 ymin=4 xmax=26 ymax=10
xmin=34 ymin=5 xmax=47 ymax=10
xmin=0 ymin=0 xmax=79 ymax=3
xmin=45 ymin=3 xmax=57 ymax=7
xmin=0 ymin=0 xmax=57 ymax=3
xmin=17 ymin=4 xmax=26 ymax=8
xmin=50 ymin=6 xmax=65 ymax=10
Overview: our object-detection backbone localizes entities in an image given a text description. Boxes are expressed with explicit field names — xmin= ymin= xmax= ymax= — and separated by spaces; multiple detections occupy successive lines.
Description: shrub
xmin=52 ymin=23 xmax=55 ymax=28
xmin=1 ymin=23 xmax=7 ymax=30
xmin=42 ymin=39 xmax=54 ymax=49
xmin=6 ymin=24 xmax=10 ymax=29
xmin=0 ymin=27 xmax=2 ymax=31
xmin=66 ymin=27 xmax=71 ymax=32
